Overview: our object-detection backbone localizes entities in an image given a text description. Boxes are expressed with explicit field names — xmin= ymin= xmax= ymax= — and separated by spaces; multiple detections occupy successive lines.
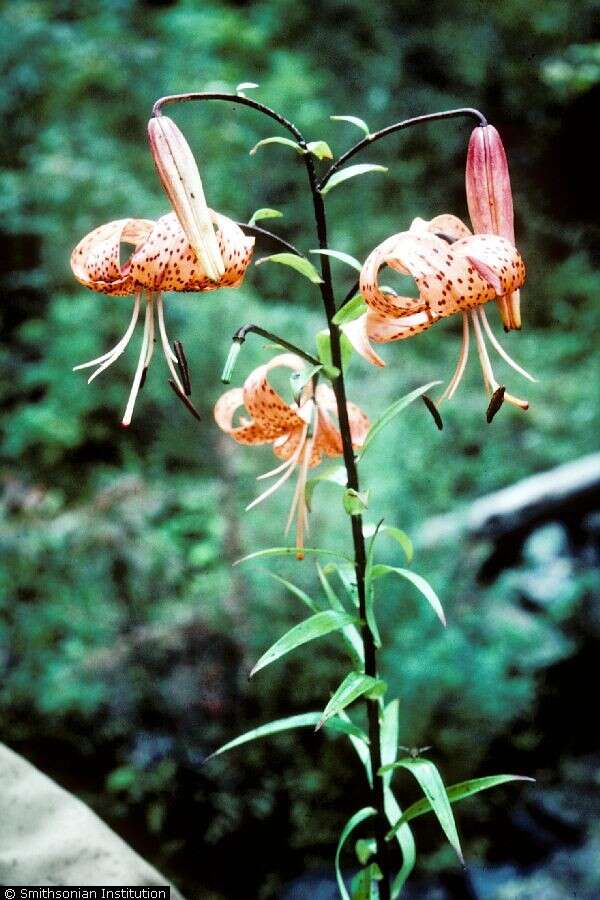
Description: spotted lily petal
xmin=70 ymin=219 xmax=154 ymax=295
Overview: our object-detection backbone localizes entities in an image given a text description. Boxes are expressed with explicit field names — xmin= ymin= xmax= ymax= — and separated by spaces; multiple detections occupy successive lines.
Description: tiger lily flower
xmin=71 ymin=211 xmax=254 ymax=426
xmin=214 ymin=353 xmax=369 ymax=558
xmin=466 ymin=124 xmax=520 ymax=331
xmin=344 ymin=214 xmax=533 ymax=416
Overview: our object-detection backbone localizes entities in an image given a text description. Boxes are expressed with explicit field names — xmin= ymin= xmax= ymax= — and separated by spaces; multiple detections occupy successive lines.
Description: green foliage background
xmin=0 ymin=1 xmax=598 ymax=897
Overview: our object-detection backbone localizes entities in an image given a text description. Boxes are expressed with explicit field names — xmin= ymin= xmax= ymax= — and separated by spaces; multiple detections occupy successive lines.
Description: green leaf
xmin=206 ymin=711 xmax=370 ymax=761
xmin=316 ymin=563 xmax=363 ymax=667
xmin=326 ymin=716 xmax=369 ymax=744
xmin=316 ymin=328 xmax=354 ymax=373
xmin=255 ymin=252 xmax=324 ymax=284
xmin=236 ymin=81 xmax=259 ymax=93
xmin=355 ymin=838 xmax=377 ymax=866
xmin=306 ymin=140 xmax=333 ymax=160
xmin=333 ymin=294 xmax=368 ymax=326
xmin=320 ymin=163 xmax=388 ymax=195
xmin=290 ymin=364 xmax=323 ymax=404
xmin=249 ymin=136 xmax=303 ymax=156
xmin=269 ymin=573 xmax=321 ymax=613
xmin=335 ymin=807 xmax=377 ymax=900
xmin=317 ymin=673 xmax=386 ymax=731
xmin=250 ymin=610 xmax=358 ymax=677
xmin=384 ymin=786 xmax=416 ymax=897
xmin=310 ymin=248 xmax=362 ymax=272
xmin=343 ymin=488 xmax=369 ymax=516
xmin=234 ymin=546 xmax=353 ymax=565
xmin=363 ymin=523 xmax=414 ymax=564
xmin=342 ymin=707 xmax=373 ymax=787
xmin=330 ymin=115 xmax=372 ymax=137
xmin=387 ymin=774 xmax=535 ymax=839
xmin=380 ymin=758 xmax=463 ymax=863
xmin=248 ymin=207 xmax=283 ymax=227
xmin=380 ymin=700 xmax=400 ymax=790
xmin=370 ymin=565 xmax=446 ymax=627
xmin=305 ymin=465 xmax=347 ymax=512
xmin=358 ymin=382 xmax=442 ymax=459
xmin=205 ymin=713 xmax=322 ymax=760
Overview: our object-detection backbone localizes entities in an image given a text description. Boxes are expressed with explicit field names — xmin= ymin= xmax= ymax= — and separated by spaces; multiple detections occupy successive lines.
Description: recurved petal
xmin=70 ymin=218 xmax=154 ymax=295
xmin=342 ymin=313 xmax=387 ymax=367
xmin=457 ymin=233 xmax=526 ymax=297
xmin=214 ymin=387 xmax=278 ymax=445
xmin=243 ymin=353 xmax=307 ymax=439
xmin=422 ymin=214 xmax=472 ymax=241
xmin=314 ymin=384 xmax=370 ymax=457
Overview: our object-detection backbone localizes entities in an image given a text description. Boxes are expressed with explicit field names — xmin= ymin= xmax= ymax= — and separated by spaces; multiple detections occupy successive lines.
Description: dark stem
xmin=300 ymin=151 xmax=392 ymax=900
xmin=232 ymin=324 xmax=320 ymax=366
xmin=319 ymin=107 xmax=487 ymax=191
xmin=239 ymin=222 xmax=302 ymax=257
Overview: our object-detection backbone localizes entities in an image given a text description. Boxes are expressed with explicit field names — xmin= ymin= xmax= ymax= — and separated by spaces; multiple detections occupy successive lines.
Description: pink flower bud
xmin=466 ymin=124 xmax=521 ymax=330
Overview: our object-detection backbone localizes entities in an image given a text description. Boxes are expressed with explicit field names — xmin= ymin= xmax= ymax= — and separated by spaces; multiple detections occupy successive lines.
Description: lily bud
xmin=466 ymin=124 xmax=521 ymax=330
xmin=148 ymin=115 xmax=224 ymax=283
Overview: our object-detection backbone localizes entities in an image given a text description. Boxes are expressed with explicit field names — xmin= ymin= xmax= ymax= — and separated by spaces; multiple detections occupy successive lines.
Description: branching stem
xmin=153 ymin=90 xmax=487 ymax=898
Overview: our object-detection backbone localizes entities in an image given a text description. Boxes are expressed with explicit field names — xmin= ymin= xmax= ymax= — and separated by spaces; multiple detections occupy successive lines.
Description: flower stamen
xmin=74 ymin=292 xmax=142 ymax=382
xmin=438 ymin=312 xmax=470 ymax=403
xmin=479 ymin=308 xmax=537 ymax=383
xmin=471 ymin=309 xmax=528 ymax=411
xmin=122 ymin=294 xmax=154 ymax=427
xmin=156 ymin=292 xmax=185 ymax=394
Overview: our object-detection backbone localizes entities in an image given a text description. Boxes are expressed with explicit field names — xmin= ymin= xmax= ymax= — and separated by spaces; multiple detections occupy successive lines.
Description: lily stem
xmin=301 ymin=149 xmax=393 ymax=900
xmin=319 ymin=106 xmax=487 ymax=192
xmin=232 ymin=324 xmax=321 ymax=367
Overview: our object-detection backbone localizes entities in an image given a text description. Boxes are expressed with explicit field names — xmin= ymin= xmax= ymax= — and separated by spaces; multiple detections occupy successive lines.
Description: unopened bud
xmin=148 ymin=115 xmax=224 ymax=282
xmin=466 ymin=124 xmax=521 ymax=330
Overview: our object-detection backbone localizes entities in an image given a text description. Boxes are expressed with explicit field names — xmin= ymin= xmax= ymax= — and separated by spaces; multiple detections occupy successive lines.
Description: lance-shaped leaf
xmin=369 ymin=565 xmax=446 ymax=627
xmin=255 ymin=252 xmax=324 ymax=284
xmin=358 ymin=382 xmax=441 ymax=459
xmin=333 ymin=294 xmax=368 ymax=326
xmin=335 ymin=807 xmax=377 ymax=900
xmin=316 ymin=563 xmax=363 ymax=667
xmin=249 ymin=136 xmax=303 ymax=156
xmin=307 ymin=140 xmax=334 ymax=160
xmin=330 ymin=114 xmax=372 ymax=137
xmin=234 ymin=546 xmax=353 ymax=565
xmin=206 ymin=711 xmax=368 ymax=761
xmin=317 ymin=673 xmax=386 ymax=731
xmin=269 ymin=573 xmax=321 ymax=613
xmin=386 ymin=774 xmax=535 ymax=840
xmin=380 ymin=700 xmax=399 ymax=790
xmin=384 ymin=786 xmax=416 ymax=897
xmin=310 ymin=248 xmax=362 ymax=272
xmin=320 ymin=163 xmax=388 ymax=195
xmin=250 ymin=609 xmax=358 ymax=677
xmin=248 ymin=207 xmax=283 ymax=226
xmin=380 ymin=758 xmax=463 ymax=863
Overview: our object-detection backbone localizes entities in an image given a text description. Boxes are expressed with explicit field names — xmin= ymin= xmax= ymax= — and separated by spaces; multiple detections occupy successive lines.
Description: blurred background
xmin=1 ymin=1 xmax=599 ymax=897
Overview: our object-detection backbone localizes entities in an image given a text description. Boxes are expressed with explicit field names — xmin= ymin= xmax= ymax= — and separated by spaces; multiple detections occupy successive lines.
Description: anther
xmin=168 ymin=379 xmax=202 ymax=421
xmin=173 ymin=340 xmax=192 ymax=396
xmin=422 ymin=395 xmax=443 ymax=430
xmin=486 ymin=386 xmax=506 ymax=423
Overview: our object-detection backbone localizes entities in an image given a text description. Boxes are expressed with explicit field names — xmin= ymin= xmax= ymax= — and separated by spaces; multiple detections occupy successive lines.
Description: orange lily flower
xmin=344 ymin=214 xmax=534 ymax=415
xmin=71 ymin=211 xmax=254 ymax=425
xmin=214 ymin=353 xmax=369 ymax=558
